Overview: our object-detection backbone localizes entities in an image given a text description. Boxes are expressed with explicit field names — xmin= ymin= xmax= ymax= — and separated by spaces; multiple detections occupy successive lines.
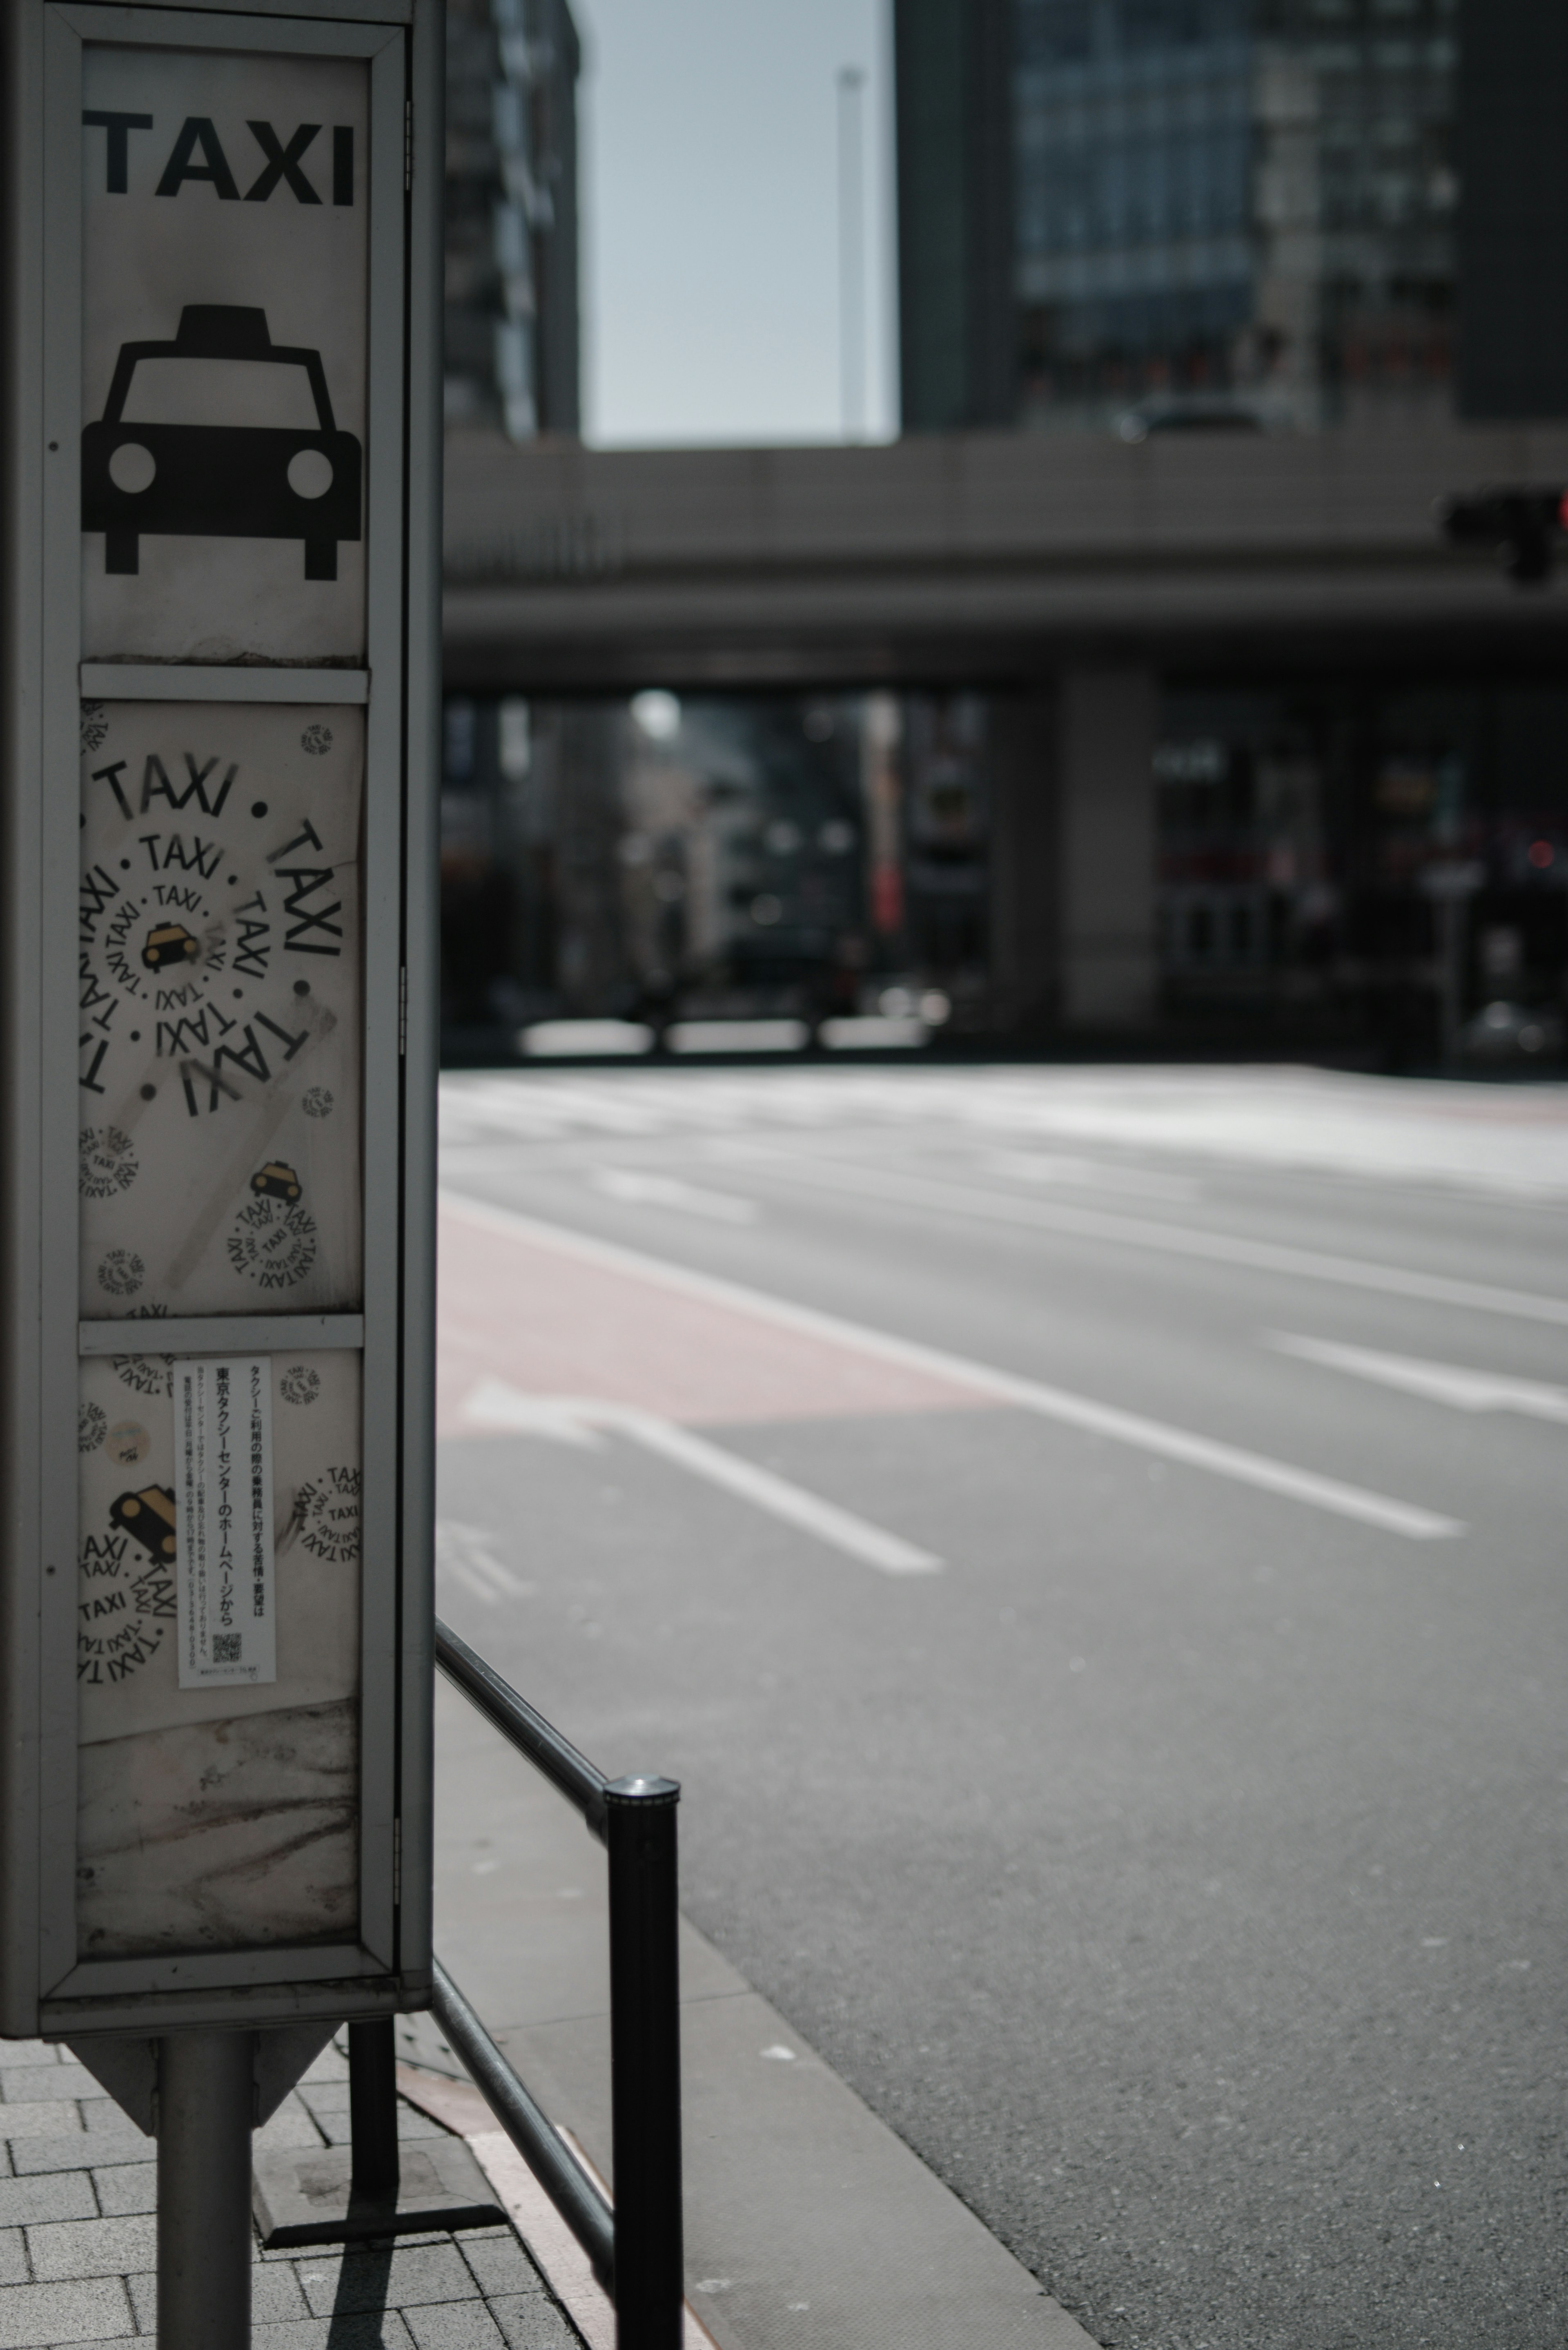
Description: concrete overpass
xmin=441 ymin=424 xmax=1568 ymax=1029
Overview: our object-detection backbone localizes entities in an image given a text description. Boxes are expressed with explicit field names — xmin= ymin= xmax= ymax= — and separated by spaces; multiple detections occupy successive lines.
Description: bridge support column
xmin=1056 ymin=666 xmax=1158 ymax=1028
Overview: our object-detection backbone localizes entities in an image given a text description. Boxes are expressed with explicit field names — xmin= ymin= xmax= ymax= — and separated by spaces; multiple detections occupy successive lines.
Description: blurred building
xmin=445 ymin=0 xmax=580 ymax=439
xmin=897 ymin=0 xmax=1459 ymax=435
xmin=436 ymin=4 xmax=1568 ymax=1074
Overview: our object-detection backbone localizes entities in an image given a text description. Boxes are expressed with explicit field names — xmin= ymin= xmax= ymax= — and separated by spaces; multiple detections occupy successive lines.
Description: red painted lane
xmin=437 ymin=1200 xmax=991 ymax=1438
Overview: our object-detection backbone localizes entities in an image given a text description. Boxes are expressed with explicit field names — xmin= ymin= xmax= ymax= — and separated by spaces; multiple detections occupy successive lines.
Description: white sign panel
xmin=81 ymin=43 xmax=368 ymax=663
xmin=79 ymin=699 xmax=363 ymax=1318
xmin=174 ymin=1357 xmax=275 ymax=1688
xmin=76 ymin=1348 xmax=361 ymax=1958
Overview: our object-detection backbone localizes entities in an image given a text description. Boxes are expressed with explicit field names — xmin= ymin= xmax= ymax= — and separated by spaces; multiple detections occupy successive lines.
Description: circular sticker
xmin=227 ymin=1196 xmax=318 ymax=1290
xmin=77 ymin=729 xmax=349 ymax=1129
xmin=97 ymin=1250 xmax=145 ymax=1298
xmin=112 ymin=1353 xmax=173 ymax=1398
xmin=296 ymin=1466 xmax=361 ymax=1563
xmin=280 ymin=1366 xmax=321 ymax=1407
xmin=104 ymin=1421 xmax=150 ymax=1468
xmin=79 ymin=1125 xmax=139 ymax=1200
xmin=80 ymin=702 xmax=108 ymax=755
xmin=78 ymin=1486 xmax=178 ymax=1686
xmin=78 ymin=1402 xmax=108 ymax=1454
xmin=302 ymin=1086 xmax=334 ymax=1119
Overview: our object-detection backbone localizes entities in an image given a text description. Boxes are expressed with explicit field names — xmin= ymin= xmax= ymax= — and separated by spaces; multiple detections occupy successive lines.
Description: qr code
xmin=212 ymin=1634 xmax=242 ymax=1664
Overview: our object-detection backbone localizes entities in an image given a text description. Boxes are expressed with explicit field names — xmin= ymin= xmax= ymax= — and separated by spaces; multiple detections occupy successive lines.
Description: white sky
xmin=571 ymin=0 xmax=897 ymax=447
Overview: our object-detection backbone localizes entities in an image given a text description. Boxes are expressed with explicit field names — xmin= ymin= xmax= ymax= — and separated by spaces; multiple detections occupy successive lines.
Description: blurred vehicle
xmin=1116 ymin=399 xmax=1266 ymax=444
xmin=1459 ymin=1000 xmax=1564 ymax=1065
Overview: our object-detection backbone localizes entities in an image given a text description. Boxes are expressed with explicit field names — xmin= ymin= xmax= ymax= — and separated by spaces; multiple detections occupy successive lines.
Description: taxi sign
xmin=0 ymin=0 xmax=441 ymax=2047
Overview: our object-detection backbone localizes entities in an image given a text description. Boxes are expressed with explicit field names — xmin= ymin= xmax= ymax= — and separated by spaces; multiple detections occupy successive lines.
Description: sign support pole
xmin=156 ymin=2029 xmax=254 ymax=2350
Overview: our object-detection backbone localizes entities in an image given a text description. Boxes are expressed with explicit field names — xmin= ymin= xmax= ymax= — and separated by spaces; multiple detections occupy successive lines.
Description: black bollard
xmin=604 ymin=1775 xmax=683 ymax=2350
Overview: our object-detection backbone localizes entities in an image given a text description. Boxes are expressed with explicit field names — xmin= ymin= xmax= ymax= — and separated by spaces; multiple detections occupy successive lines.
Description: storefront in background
xmin=438 ymin=676 xmax=1568 ymax=1067
xmin=439 ymin=689 xmax=992 ymax=1056
xmin=1157 ymin=682 xmax=1568 ymax=1064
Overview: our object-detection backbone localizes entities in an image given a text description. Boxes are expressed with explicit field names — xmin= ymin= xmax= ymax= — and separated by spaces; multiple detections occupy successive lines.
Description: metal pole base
xmin=157 ymin=2029 xmax=253 ymax=2350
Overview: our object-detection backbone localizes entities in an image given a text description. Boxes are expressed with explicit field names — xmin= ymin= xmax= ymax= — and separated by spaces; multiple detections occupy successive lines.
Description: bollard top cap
xmin=604 ymin=1774 xmax=680 ymax=1804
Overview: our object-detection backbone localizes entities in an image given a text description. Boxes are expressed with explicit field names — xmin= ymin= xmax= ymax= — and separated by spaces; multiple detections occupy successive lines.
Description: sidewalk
xmin=0 ymin=2036 xmax=583 ymax=2349
xmin=0 ymin=1679 xmax=1095 ymax=2350
xmin=419 ymin=1677 xmax=1094 ymax=2350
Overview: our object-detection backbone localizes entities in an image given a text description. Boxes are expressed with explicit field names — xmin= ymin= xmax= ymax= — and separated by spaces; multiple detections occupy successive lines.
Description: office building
xmin=445 ymin=0 xmax=581 ymax=439
xmin=898 ymin=0 xmax=1459 ymax=434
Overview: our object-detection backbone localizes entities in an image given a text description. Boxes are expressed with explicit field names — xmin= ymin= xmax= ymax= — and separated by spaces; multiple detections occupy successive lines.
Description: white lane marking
xmin=589 ymin=1167 xmax=760 ymax=1224
xmin=442 ymin=1193 xmax=1465 ymax=1541
xmin=709 ymin=1145 xmax=1568 ymax=1329
xmin=434 ymin=1519 xmax=535 ymax=1603
xmin=1268 ymin=1332 xmax=1568 ymax=1423
xmin=463 ymin=1381 xmax=941 ymax=1575
xmin=983 ymin=1150 xmax=1203 ymax=1203
xmin=462 ymin=1379 xmax=605 ymax=1448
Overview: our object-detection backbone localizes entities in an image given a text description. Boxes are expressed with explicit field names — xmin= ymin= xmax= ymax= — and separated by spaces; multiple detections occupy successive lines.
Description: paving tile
xmin=457 ymin=2236 xmax=545 ymax=2300
xmin=0 ymin=2241 xmax=24 ymax=2290
xmin=26 ymin=2214 xmax=155 ymax=2281
xmin=253 ymin=2317 xmax=414 ymax=2350
xmin=76 ymin=2105 xmax=148 ymax=2147
xmin=6 ymin=2140 xmax=97 ymax=2178
xmin=296 ymin=2083 xmax=350 ymax=2119
xmin=0 ymin=2105 xmax=84 ymax=2144
xmin=489 ymin=2299 xmax=581 ymax=2350
xmin=401 ymin=2301 xmax=507 ymax=2349
xmin=252 ymin=2261 xmax=310 ymax=2323
xmin=0 ymin=2275 xmax=134 ymax=2346
xmin=295 ymin=2242 xmax=479 ymax=2317
xmin=0 ymin=2173 xmax=96 ymax=2228
xmin=0 ymin=2067 xmax=94 ymax=2105
xmin=124 ymin=2274 xmax=154 ymax=2335
xmin=0 ymin=2048 xmax=59 ymax=2073
xmin=300 ymin=2045 xmax=349 ymax=2085
xmin=254 ymin=2098 xmax=325 ymax=2154
xmin=88 ymin=2166 xmax=155 ymax=2218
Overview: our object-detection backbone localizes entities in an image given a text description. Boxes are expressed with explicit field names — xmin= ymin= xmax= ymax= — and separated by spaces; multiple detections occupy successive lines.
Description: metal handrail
xmin=436 ymin=1618 xmax=609 ymax=1838
xmin=431 ymin=1957 xmax=614 ymax=2290
xmin=430 ymin=1618 xmax=685 ymax=2350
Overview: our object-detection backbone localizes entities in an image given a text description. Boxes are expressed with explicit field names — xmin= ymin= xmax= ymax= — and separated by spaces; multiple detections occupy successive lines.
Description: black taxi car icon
xmin=251 ymin=1161 xmax=303 ymax=1204
xmin=109 ymin=1485 xmax=177 ymax=1566
xmin=81 ymin=305 xmax=361 ymax=581
xmin=142 ymin=922 xmax=199 ymax=972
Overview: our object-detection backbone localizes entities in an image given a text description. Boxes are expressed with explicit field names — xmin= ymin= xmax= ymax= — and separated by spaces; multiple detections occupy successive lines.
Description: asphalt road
xmin=433 ymin=1065 xmax=1568 ymax=2350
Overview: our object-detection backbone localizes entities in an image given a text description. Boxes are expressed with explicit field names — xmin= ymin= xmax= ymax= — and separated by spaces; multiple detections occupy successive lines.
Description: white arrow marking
xmin=443 ymin=1194 xmax=1464 ymax=1543
xmin=462 ymin=1382 xmax=941 ymax=1575
xmin=1267 ymin=1333 xmax=1568 ymax=1423
xmin=463 ymin=1379 xmax=607 ymax=1448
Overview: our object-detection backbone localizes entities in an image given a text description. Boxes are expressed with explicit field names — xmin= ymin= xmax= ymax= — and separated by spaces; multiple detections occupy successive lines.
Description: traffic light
xmin=1435 ymin=486 xmax=1568 ymax=585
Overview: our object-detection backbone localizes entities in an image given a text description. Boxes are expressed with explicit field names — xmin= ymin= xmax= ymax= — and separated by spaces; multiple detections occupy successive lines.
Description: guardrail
xmin=354 ymin=1621 xmax=685 ymax=2350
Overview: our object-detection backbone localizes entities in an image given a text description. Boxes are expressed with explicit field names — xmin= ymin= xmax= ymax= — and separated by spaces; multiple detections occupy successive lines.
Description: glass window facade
xmin=1014 ymin=0 xmax=1458 ymax=429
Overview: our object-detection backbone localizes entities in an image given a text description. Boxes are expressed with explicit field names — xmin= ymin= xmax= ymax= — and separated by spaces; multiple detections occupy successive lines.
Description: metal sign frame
xmin=1 ymin=0 xmax=441 ymax=2038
